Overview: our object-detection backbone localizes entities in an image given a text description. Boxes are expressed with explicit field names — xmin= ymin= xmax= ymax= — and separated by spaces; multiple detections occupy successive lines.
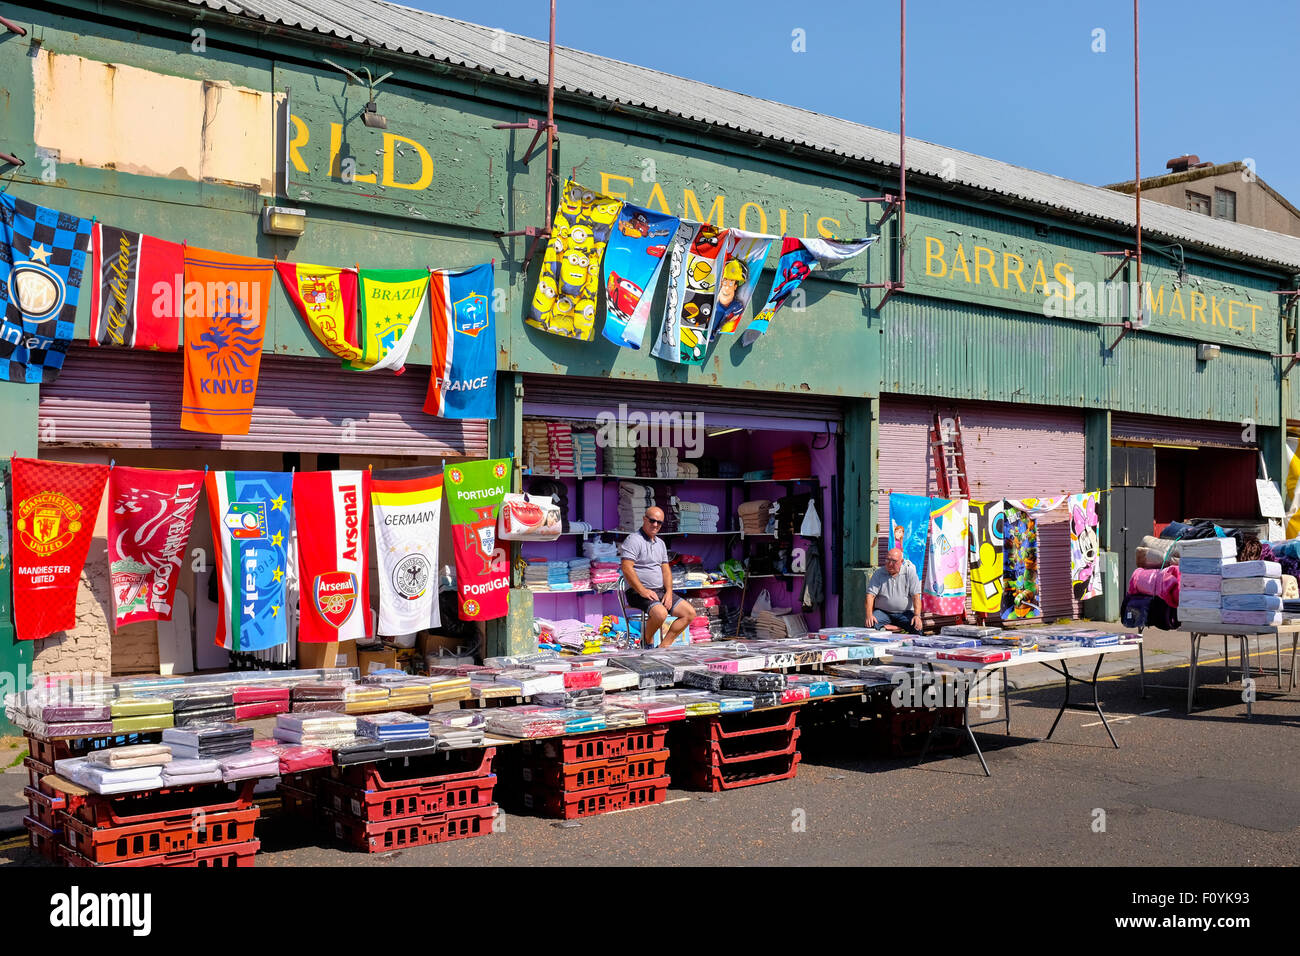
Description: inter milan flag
xmin=205 ymin=470 xmax=292 ymax=651
xmin=107 ymin=467 xmax=203 ymax=629
xmin=275 ymin=261 xmax=362 ymax=366
xmin=294 ymin=470 xmax=373 ymax=643
xmin=88 ymin=223 xmax=184 ymax=351
xmin=371 ymin=467 xmax=443 ymax=636
xmin=182 ymin=249 xmax=274 ymax=435
xmin=353 ymin=269 xmax=428 ymax=373
xmin=424 ymin=263 xmax=496 ymax=420
xmin=0 ymin=193 xmax=93 ymax=384
xmin=443 ymin=458 xmax=511 ymax=621
xmin=741 ymin=236 xmax=875 ymax=347
xmin=11 ymin=458 xmax=109 ymax=641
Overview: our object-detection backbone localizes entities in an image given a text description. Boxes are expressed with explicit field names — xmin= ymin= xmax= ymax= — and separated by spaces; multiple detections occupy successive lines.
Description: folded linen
xmin=1180 ymin=557 xmax=1231 ymax=576
xmin=85 ymin=743 xmax=172 ymax=769
xmin=1221 ymin=577 xmax=1282 ymax=595
xmin=1178 ymin=537 xmax=1237 ymax=558
xmin=1177 ymin=607 xmax=1223 ymax=624
xmin=1179 ymin=573 xmax=1222 ymax=591
xmin=1177 ymin=588 xmax=1221 ymax=609
xmin=1220 ymin=609 xmax=1282 ymax=626
xmin=1221 ymin=560 xmax=1282 ymax=579
xmin=219 ymin=749 xmax=281 ymax=781
xmin=1221 ymin=593 xmax=1283 ymax=611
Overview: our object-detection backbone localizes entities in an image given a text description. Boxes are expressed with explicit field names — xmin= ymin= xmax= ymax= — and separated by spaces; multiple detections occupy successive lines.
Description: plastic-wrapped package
xmin=820 ymin=672 xmax=869 ymax=693
xmin=291 ymin=700 xmax=348 ymax=714
xmin=720 ymin=671 xmax=785 ymax=692
xmin=428 ymin=728 xmax=485 ymax=750
xmin=604 ymin=694 xmax=685 ymax=722
xmin=784 ymin=675 xmax=833 ymax=697
xmin=845 ymin=642 xmax=891 ymax=659
xmin=561 ymin=669 xmax=602 ymax=690
xmin=167 ymin=691 xmax=235 ymax=713
xmin=231 ymin=686 xmax=291 ymax=704
xmin=85 ymin=743 xmax=172 ymax=769
xmin=888 ymin=645 xmax=940 ymax=661
xmin=291 ymin=682 xmax=348 ymax=701
xmin=493 ymin=670 xmax=565 ymax=695
xmin=234 ymin=701 xmax=289 ymax=721
xmin=827 ymin=664 xmax=910 ymax=684
xmin=112 ymin=714 xmax=175 ymax=733
xmin=161 ymin=757 xmax=222 ymax=787
xmin=606 ymin=657 xmax=674 ymax=689
xmin=175 ymin=707 xmax=238 ymax=727
xmin=71 ymin=763 xmax=165 ymax=794
xmin=715 ymin=692 xmax=753 ymax=713
xmin=110 ymin=696 xmax=173 ymax=717
xmin=597 ymin=702 xmax=647 ymax=728
xmin=357 ymin=712 xmax=430 ymax=739
xmin=252 ymin=743 xmax=335 ymax=773
xmin=163 ymin=722 xmax=255 ymax=758
xmin=24 ymin=720 xmax=115 ymax=738
xmin=426 ymin=711 xmax=487 ymax=730
xmin=380 ymin=737 xmax=443 ymax=757
xmin=912 ymin=635 xmax=979 ymax=649
xmin=343 ymin=685 xmax=390 ymax=704
xmin=780 ymin=685 xmax=810 ymax=704
xmin=681 ymin=668 xmax=726 ymax=692
xmin=937 ymin=648 xmax=1013 ymax=663
xmin=218 ymin=749 xmax=281 ymax=781
xmin=427 ymin=677 xmax=472 ymax=703
xmin=471 ymin=680 xmax=519 ymax=700
xmin=533 ymin=688 xmax=604 ymax=710
xmin=41 ymin=703 xmax=110 ymax=722
xmin=598 ymin=669 xmax=640 ymax=692
xmin=939 ymin=625 xmax=1003 ymax=639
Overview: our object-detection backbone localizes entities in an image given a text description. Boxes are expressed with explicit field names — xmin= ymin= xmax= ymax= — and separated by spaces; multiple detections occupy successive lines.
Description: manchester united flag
xmin=294 ymin=470 xmax=373 ymax=643
xmin=443 ymin=458 xmax=511 ymax=621
xmin=11 ymin=458 xmax=109 ymax=641
xmin=371 ymin=467 xmax=443 ymax=636
xmin=206 ymin=470 xmax=292 ymax=651
xmin=107 ymin=467 xmax=203 ymax=629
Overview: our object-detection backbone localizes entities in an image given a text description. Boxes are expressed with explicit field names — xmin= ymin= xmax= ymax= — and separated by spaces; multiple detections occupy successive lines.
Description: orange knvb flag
xmin=181 ymin=248 xmax=274 ymax=435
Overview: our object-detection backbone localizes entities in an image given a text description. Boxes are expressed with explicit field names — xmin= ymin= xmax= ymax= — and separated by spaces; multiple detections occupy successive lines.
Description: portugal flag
xmin=294 ymin=470 xmax=373 ymax=643
xmin=11 ymin=458 xmax=109 ymax=641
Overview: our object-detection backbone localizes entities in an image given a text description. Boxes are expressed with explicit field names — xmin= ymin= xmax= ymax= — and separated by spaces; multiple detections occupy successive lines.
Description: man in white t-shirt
xmin=865 ymin=548 xmax=923 ymax=633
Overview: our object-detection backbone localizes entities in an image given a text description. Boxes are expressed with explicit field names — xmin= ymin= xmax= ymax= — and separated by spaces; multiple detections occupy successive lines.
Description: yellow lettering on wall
xmin=949 ymin=244 xmax=972 ymax=283
xmin=925 ymin=237 xmax=947 ymax=278
xmin=381 ymin=133 xmax=433 ymax=191
xmin=1002 ymin=253 xmax=1027 ymax=292
xmin=738 ymin=202 xmax=768 ymax=234
xmin=973 ymin=246 xmax=999 ymax=287
xmin=1227 ymin=300 xmax=1242 ymax=330
xmin=803 ymin=213 xmax=810 ymax=238
xmin=1168 ymin=288 xmax=1187 ymax=320
xmin=329 ymin=122 xmax=376 ymax=183
xmin=816 ymin=217 xmax=841 ymax=239
xmin=683 ymin=189 xmax=725 ymax=227
xmin=778 ymin=209 xmax=789 ymax=235
xmin=645 ymin=181 xmax=672 ymax=215
xmin=288 ymin=114 xmax=310 ymax=174
xmin=1030 ymin=259 xmax=1049 ymax=294
xmin=1052 ymin=262 xmax=1075 ymax=300
xmin=1246 ymin=303 xmax=1261 ymax=333
xmin=1145 ymin=283 xmax=1165 ymax=316
xmin=1209 ymin=296 xmax=1226 ymax=326
xmin=1190 ymin=291 xmax=1207 ymax=324
xmin=601 ymin=173 xmax=635 ymax=200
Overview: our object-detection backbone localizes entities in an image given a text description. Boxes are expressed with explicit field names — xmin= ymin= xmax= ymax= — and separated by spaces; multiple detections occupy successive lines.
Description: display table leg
xmin=1244 ymin=635 xmax=1253 ymax=719
xmin=1138 ymin=639 xmax=1146 ymax=699
xmin=1041 ymin=656 xmax=1118 ymax=749
xmin=1290 ymin=636 xmax=1298 ymax=691
xmin=917 ymin=670 xmax=990 ymax=778
xmin=1187 ymin=633 xmax=1201 ymax=713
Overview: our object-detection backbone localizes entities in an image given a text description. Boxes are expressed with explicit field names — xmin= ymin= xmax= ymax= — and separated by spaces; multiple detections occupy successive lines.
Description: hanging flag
xmin=443 ymin=458 xmax=511 ymax=621
xmin=181 ymin=248 xmax=273 ymax=435
xmin=0 ymin=193 xmax=94 ymax=384
xmin=714 ymin=231 xmax=775 ymax=335
xmin=526 ymin=180 xmax=622 ymax=341
xmin=371 ymin=466 xmax=443 ymax=636
xmin=922 ymin=498 xmax=969 ymax=615
xmin=88 ymin=223 xmax=184 ymax=352
xmin=107 ymin=467 xmax=203 ymax=629
xmin=1069 ymin=491 xmax=1103 ymax=601
xmin=1285 ymin=433 xmax=1300 ymax=539
xmin=294 ymin=470 xmax=373 ymax=643
xmin=652 ymin=223 xmax=730 ymax=365
xmin=741 ymin=236 xmax=876 ymax=347
xmin=205 ymin=470 xmax=292 ymax=651
xmin=650 ymin=221 xmax=698 ymax=364
xmin=887 ymin=493 xmax=935 ymax=575
xmin=601 ymin=203 xmax=679 ymax=348
xmin=968 ymin=499 xmax=1006 ymax=615
xmin=275 ymin=261 xmax=362 ymax=366
xmin=353 ymin=268 xmax=428 ymax=373
xmin=11 ymin=458 xmax=109 ymax=641
xmin=424 ymin=262 xmax=496 ymax=419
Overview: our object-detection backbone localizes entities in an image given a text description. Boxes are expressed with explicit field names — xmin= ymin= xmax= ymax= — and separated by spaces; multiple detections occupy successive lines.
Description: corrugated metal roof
xmin=160 ymin=0 xmax=1300 ymax=271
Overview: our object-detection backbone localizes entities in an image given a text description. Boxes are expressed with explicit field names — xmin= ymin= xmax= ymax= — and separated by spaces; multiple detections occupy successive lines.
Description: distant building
xmin=1107 ymin=155 xmax=1300 ymax=238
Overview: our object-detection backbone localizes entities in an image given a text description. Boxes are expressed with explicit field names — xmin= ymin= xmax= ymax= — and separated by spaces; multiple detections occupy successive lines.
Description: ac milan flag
xmin=88 ymin=223 xmax=184 ymax=351
xmin=443 ymin=458 xmax=511 ymax=621
xmin=11 ymin=458 xmax=109 ymax=641
xmin=107 ymin=466 xmax=203 ymax=629
xmin=206 ymin=470 xmax=292 ymax=651
xmin=371 ymin=467 xmax=443 ymax=636
xmin=294 ymin=470 xmax=373 ymax=643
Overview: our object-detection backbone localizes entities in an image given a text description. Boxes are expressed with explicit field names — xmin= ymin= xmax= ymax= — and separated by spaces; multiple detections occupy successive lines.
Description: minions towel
xmin=526 ymin=180 xmax=623 ymax=341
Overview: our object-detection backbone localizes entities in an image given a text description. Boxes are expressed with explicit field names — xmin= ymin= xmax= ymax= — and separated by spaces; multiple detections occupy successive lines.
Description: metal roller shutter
xmin=38 ymin=347 xmax=488 ymax=457
xmin=878 ymin=397 xmax=1087 ymax=620
xmin=1111 ymin=412 xmax=1254 ymax=449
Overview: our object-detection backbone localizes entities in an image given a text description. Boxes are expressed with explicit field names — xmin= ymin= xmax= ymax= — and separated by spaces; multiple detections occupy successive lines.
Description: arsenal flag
xmin=294 ymin=470 xmax=373 ymax=643
xmin=11 ymin=458 xmax=109 ymax=641
xmin=88 ymin=223 xmax=184 ymax=351
xmin=107 ymin=467 xmax=203 ymax=629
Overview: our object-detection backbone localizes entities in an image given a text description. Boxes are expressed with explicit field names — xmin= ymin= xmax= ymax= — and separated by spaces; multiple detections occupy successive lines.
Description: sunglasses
xmin=645 ymin=518 xmax=663 ymax=525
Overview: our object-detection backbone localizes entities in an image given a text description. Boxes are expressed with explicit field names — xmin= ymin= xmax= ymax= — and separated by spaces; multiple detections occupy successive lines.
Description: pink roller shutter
xmin=38 ymin=347 xmax=488 ymax=457
xmin=878 ymin=398 xmax=1087 ymax=620
xmin=1111 ymin=413 xmax=1254 ymax=448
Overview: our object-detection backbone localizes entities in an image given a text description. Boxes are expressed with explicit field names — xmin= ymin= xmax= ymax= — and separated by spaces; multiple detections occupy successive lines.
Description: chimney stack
xmin=1166 ymin=154 xmax=1209 ymax=173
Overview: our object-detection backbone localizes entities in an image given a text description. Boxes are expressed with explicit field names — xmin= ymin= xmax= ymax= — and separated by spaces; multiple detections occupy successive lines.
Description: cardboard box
xmin=296 ymin=642 xmax=337 ymax=670
xmin=358 ymin=645 xmax=397 ymax=675
xmin=417 ymin=632 xmax=472 ymax=658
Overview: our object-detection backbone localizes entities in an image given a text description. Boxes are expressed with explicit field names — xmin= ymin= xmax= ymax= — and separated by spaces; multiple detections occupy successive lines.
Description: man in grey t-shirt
xmin=619 ymin=506 xmax=697 ymax=647
xmin=865 ymin=547 xmax=923 ymax=633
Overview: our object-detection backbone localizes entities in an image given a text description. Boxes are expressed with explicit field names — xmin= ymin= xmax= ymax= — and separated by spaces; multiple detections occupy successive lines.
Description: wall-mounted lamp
xmin=262 ymin=206 xmax=307 ymax=237
xmin=1196 ymin=343 xmax=1220 ymax=362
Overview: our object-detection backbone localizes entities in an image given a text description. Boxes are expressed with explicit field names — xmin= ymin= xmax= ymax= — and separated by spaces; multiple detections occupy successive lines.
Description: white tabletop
xmin=916 ymin=640 xmax=1143 ymax=673
xmin=1180 ymin=622 xmax=1300 ymax=637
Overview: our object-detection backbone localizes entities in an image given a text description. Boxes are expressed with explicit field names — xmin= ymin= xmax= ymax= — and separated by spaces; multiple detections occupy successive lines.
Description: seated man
xmin=865 ymin=548 xmax=923 ymax=634
xmin=619 ymin=506 xmax=697 ymax=647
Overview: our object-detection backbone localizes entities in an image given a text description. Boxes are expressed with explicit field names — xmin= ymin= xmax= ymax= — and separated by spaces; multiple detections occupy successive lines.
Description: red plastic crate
xmin=686 ymin=710 xmax=799 ymax=741
xmin=320 ymin=774 xmax=496 ymax=822
xmin=332 ymin=747 xmax=495 ymax=790
xmin=23 ymin=786 xmax=65 ymax=829
xmin=521 ymin=777 xmax=670 ymax=819
xmin=624 ymin=776 xmax=671 ymax=809
xmin=323 ymin=803 xmax=497 ymax=852
xmin=521 ymin=757 xmax=621 ymax=792
xmin=60 ymin=838 xmax=260 ymax=868
xmin=60 ymin=806 xmax=260 ymax=865
xmin=25 ymin=731 xmax=160 ymax=765
xmin=622 ymin=750 xmax=671 ymax=784
xmin=64 ymin=780 xmax=257 ymax=828
xmin=683 ymin=753 xmax=801 ymax=792
xmin=277 ymin=785 xmax=319 ymax=822
xmin=24 ymin=756 xmax=54 ymax=793
xmin=520 ymin=726 xmax=669 ymax=764
xmin=23 ymin=816 xmax=62 ymax=863
xmin=684 ymin=729 xmax=801 ymax=767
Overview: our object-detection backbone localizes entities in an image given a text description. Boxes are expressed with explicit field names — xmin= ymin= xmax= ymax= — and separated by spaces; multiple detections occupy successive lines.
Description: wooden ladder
xmin=931 ymin=412 xmax=970 ymax=498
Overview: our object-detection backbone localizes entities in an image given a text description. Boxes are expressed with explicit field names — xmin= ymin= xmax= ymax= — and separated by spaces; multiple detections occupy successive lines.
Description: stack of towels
xmin=567 ymin=556 xmax=592 ymax=590
xmin=773 ymin=444 xmax=811 ymax=480
xmin=1178 ymin=537 xmax=1286 ymax=627
xmin=677 ymin=461 xmax=699 ymax=478
xmin=547 ymin=422 xmax=576 ymax=475
xmin=545 ymin=560 xmax=570 ymax=590
xmin=1222 ymin=558 xmax=1284 ymax=626
xmin=606 ymin=444 xmax=637 ymax=476
xmin=672 ymin=497 xmax=721 ymax=533
xmin=590 ymin=559 xmax=621 ymax=588
xmin=524 ymin=420 xmax=552 ymax=474
xmin=635 ymin=446 xmax=678 ymax=478
xmin=738 ymin=499 xmax=772 ymax=536
xmin=618 ymin=481 xmax=656 ymax=530
xmin=717 ymin=460 xmax=742 ymax=479
xmin=572 ymin=431 xmax=600 ymax=476
xmin=523 ymin=556 xmax=550 ymax=592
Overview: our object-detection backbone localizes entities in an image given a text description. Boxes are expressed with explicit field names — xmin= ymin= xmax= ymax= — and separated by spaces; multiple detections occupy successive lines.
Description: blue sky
xmin=413 ymin=0 xmax=1300 ymax=204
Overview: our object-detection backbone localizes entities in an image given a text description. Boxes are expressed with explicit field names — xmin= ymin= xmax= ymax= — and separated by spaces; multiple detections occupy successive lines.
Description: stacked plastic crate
xmin=517 ymin=727 xmax=670 ymax=819
xmin=674 ymin=709 xmax=802 ymax=791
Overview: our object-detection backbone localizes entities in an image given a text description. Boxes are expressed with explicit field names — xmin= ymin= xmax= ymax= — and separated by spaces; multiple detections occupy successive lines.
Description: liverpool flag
xmin=205 ymin=470 xmax=292 ymax=651
xmin=443 ymin=458 xmax=511 ymax=621
xmin=294 ymin=470 xmax=373 ymax=643
xmin=88 ymin=223 xmax=184 ymax=351
xmin=371 ymin=467 xmax=443 ymax=636
xmin=11 ymin=458 xmax=109 ymax=641
xmin=424 ymin=263 xmax=496 ymax=419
